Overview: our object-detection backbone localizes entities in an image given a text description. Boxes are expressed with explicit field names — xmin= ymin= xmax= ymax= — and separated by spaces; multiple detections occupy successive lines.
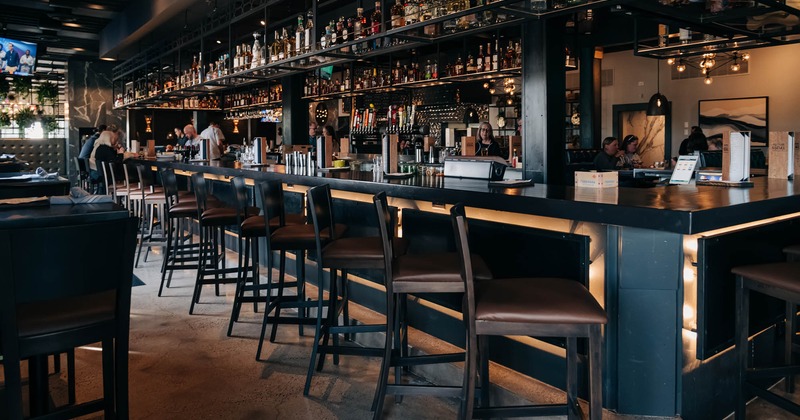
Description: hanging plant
xmin=36 ymin=82 xmax=59 ymax=105
xmin=0 ymin=111 xmax=10 ymax=127
xmin=41 ymin=115 xmax=59 ymax=135
xmin=14 ymin=107 xmax=35 ymax=138
xmin=12 ymin=77 xmax=32 ymax=98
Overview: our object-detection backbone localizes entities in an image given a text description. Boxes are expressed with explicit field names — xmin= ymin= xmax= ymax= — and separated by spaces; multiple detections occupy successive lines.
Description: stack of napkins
xmin=50 ymin=187 xmax=114 ymax=205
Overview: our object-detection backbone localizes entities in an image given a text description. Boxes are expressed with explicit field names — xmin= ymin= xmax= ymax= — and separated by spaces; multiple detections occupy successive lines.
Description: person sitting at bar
xmin=475 ymin=121 xmax=502 ymax=157
xmin=79 ymin=125 xmax=106 ymax=159
xmin=89 ymin=128 xmax=121 ymax=182
xmin=619 ymin=134 xmax=643 ymax=169
xmin=308 ymin=121 xmax=319 ymax=145
xmin=594 ymin=136 xmax=622 ymax=170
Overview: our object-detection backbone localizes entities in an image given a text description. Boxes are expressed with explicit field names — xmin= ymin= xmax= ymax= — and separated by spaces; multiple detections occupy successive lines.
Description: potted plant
xmin=41 ymin=115 xmax=58 ymax=137
xmin=0 ymin=78 xmax=9 ymax=101
xmin=0 ymin=110 xmax=10 ymax=128
xmin=14 ymin=108 xmax=35 ymax=138
xmin=36 ymin=82 xmax=58 ymax=105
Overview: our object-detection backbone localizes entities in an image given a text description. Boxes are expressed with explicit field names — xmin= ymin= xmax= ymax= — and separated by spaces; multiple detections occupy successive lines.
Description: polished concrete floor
xmin=3 ymin=248 xmax=800 ymax=419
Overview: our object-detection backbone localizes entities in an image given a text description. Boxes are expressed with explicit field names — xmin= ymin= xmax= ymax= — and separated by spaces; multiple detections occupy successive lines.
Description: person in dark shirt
xmin=309 ymin=121 xmax=319 ymax=145
xmin=4 ymin=43 xmax=20 ymax=74
xmin=593 ymin=137 xmax=621 ymax=170
xmin=475 ymin=122 xmax=503 ymax=157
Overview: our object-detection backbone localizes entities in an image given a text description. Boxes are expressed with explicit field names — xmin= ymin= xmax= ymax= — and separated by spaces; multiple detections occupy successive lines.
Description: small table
xmin=0 ymin=173 xmax=70 ymax=199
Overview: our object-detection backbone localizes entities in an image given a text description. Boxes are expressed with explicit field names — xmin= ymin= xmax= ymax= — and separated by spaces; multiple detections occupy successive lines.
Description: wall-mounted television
xmin=0 ymin=38 xmax=38 ymax=76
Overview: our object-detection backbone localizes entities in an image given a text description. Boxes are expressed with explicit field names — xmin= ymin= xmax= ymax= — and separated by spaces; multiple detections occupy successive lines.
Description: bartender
xmin=475 ymin=122 xmax=502 ymax=157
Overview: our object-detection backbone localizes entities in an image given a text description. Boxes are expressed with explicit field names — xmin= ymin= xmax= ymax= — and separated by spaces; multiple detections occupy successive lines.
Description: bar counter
xmin=137 ymin=158 xmax=800 ymax=419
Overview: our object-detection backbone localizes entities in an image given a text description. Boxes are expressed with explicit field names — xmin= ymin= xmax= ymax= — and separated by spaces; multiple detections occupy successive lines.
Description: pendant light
xmin=646 ymin=59 xmax=670 ymax=116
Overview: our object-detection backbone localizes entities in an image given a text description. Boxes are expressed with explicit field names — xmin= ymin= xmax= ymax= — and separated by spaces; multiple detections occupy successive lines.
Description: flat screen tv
xmin=0 ymin=38 xmax=38 ymax=76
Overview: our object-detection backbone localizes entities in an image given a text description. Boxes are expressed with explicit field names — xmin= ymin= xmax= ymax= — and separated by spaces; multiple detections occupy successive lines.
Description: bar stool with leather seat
xmin=450 ymin=203 xmax=606 ymax=420
xmin=159 ymin=168 xmax=204 ymax=297
xmin=190 ymin=173 xmax=241 ymax=315
xmin=303 ymin=186 xmax=410 ymax=396
xmin=255 ymin=181 xmax=345 ymax=360
xmin=371 ymin=193 xmax=494 ymax=419
xmin=134 ymin=163 xmax=167 ymax=267
xmin=733 ymin=262 xmax=800 ymax=418
xmin=0 ymin=216 xmax=138 ymax=419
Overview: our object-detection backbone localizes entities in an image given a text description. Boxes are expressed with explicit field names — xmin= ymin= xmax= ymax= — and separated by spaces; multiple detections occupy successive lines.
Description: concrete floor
xmin=3 ymin=248 xmax=800 ymax=419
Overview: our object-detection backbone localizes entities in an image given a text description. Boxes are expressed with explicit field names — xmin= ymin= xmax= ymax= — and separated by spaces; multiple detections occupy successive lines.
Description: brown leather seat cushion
xmin=201 ymin=207 xmax=239 ymax=226
xmin=475 ymin=277 xmax=607 ymax=325
xmin=16 ymin=290 xmax=117 ymax=338
xmin=322 ymin=237 xmax=410 ymax=270
xmin=732 ymin=262 xmax=800 ymax=295
xmin=270 ymin=223 xmax=347 ymax=250
xmin=240 ymin=213 xmax=307 ymax=237
xmin=393 ymin=252 xmax=492 ymax=294
xmin=169 ymin=201 xmax=197 ymax=218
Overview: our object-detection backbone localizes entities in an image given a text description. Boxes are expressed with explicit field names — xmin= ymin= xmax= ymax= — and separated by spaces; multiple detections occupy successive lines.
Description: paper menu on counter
xmin=723 ymin=131 xmax=751 ymax=182
xmin=669 ymin=155 xmax=699 ymax=185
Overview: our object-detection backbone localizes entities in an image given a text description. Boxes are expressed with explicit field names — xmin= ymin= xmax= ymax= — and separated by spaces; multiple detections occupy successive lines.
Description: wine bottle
xmin=392 ymin=0 xmax=404 ymax=28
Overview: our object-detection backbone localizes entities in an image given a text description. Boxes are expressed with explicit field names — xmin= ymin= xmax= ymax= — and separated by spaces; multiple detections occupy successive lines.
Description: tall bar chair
xmin=450 ymin=203 xmax=607 ymax=420
xmin=254 ymin=180 xmax=345 ymax=360
xmin=134 ymin=163 xmax=166 ymax=267
xmin=303 ymin=186 xmax=411 ymax=396
xmin=159 ymin=168 xmax=203 ymax=296
xmin=733 ymin=262 xmax=800 ymax=418
xmin=189 ymin=173 xmax=240 ymax=315
xmin=371 ymin=193 xmax=493 ymax=419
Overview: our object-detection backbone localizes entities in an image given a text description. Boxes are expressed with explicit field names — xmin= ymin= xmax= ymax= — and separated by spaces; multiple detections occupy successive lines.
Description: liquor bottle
xmin=279 ymin=28 xmax=289 ymax=60
xmin=336 ymin=17 xmax=345 ymax=50
xmin=344 ymin=68 xmax=351 ymax=90
xmin=197 ymin=53 xmax=204 ymax=84
xmin=425 ymin=60 xmax=432 ymax=80
xmin=392 ymin=0 xmax=404 ymax=28
xmin=371 ymin=1 xmax=382 ymax=49
xmin=305 ymin=10 xmax=313 ymax=53
xmin=329 ymin=20 xmax=337 ymax=46
xmin=286 ymin=27 xmax=296 ymax=58
xmin=466 ymin=53 xmax=476 ymax=73
xmin=505 ymin=40 xmax=515 ymax=69
xmin=320 ymin=26 xmax=329 ymax=49
xmin=492 ymin=38 xmax=499 ymax=70
xmin=394 ymin=61 xmax=402 ymax=83
xmin=233 ymin=45 xmax=241 ymax=72
xmin=405 ymin=0 xmax=419 ymax=25
xmin=342 ymin=16 xmax=351 ymax=50
xmin=476 ymin=45 xmax=484 ymax=72
xmin=514 ymin=41 xmax=522 ymax=68
xmin=252 ymin=34 xmax=262 ymax=68
xmin=455 ymin=54 xmax=464 ymax=75
xmin=346 ymin=17 xmax=355 ymax=43
xmin=191 ymin=54 xmax=199 ymax=84
xmin=484 ymin=42 xmax=492 ymax=72
xmin=271 ymin=31 xmax=281 ymax=62
xmin=432 ymin=60 xmax=438 ymax=78
xmin=296 ymin=15 xmax=304 ymax=55
xmin=355 ymin=8 xmax=366 ymax=39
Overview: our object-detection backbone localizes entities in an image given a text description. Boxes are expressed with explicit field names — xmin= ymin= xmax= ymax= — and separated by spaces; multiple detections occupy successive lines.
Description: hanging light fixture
xmin=646 ymin=60 xmax=670 ymax=116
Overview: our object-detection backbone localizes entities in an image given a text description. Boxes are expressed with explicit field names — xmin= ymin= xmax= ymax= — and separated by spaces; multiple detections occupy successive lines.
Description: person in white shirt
xmin=199 ymin=121 xmax=225 ymax=160
xmin=183 ymin=124 xmax=203 ymax=148
xmin=19 ymin=50 xmax=34 ymax=74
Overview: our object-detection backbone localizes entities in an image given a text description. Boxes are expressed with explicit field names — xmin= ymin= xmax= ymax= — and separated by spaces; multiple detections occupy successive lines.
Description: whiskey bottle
xmin=295 ymin=15 xmax=304 ymax=56
xmin=492 ymin=38 xmax=499 ymax=70
xmin=391 ymin=0 xmax=404 ymax=28
xmin=405 ymin=0 xmax=419 ymax=25
xmin=484 ymin=42 xmax=492 ymax=72
xmin=476 ymin=45 xmax=484 ymax=72
xmin=466 ymin=53 xmax=476 ymax=73
xmin=455 ymin=54 xmax=464 ymax=75
xmin=371 ymin=1 xmax=382 ymax=49
xmin=355 ymin=8 xmax=366 ymax=39
xmin=305 ymin=10 xmax=313 ymax=53
xmin=271 ymin=31 xmax=281 ymax=62
xmin=233 ymin=45 xmax=241 ymax=72
xmin=286 ymin=27 xmax=296 ymax=58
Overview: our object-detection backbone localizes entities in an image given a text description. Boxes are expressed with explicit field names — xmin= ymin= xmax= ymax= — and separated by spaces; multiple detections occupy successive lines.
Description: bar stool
xmin=226 ymin=176 xmax=264 ymax=336
xmin=371 ymin=193 xmax=493 ymax=419
xmin=303 ymin=185 xmax=411 ymax=395
xmin=190 ymin=173 xmax=240 ymax=315
xmin=135 ymin=163 xmax=166 ymax=267
xmin=449 ymin=203 xmax=607 ymax=419
xmin=254 ymin=181 xmax=345 ymax=360
xmin=733 ymin=262 xmax=800 ymax=418
xmin=159 ymin=168 xmax=203 ymax=296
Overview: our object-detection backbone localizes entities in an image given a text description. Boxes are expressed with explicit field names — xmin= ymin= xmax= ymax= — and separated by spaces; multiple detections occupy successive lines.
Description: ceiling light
xmin=677 ymin=60 xmax=686 ymax=72
xmin=100 ymin=57 xmax=117 ymax=61
xmin=666 ymin=57 xmax=675 ymax=65
xmin=730 ymin=61 xmax=740 ymax=72
xmin=73 ymin=47 xmax=85 ymax=52
xmin=704 ymin=74 xmax=713 ymax=85
xmin=646 ymin=60 xmax=670 ymax=116
xmin=260 ymin=20 xmax=266 ymax=26
xmin=216 ymin=40 xmax=222 ymax=44
xmin=63 ymin=22 xmax=81 ymax=28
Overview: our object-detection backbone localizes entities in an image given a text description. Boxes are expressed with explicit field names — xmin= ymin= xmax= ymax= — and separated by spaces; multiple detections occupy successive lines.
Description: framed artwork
xmin=699 ymin=96 xmax=768 ymax=145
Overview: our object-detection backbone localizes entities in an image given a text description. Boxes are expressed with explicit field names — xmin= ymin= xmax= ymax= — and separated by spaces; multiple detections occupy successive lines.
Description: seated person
xmin=593 ymin=137 xmax=621 ymax=170
xmin=619 ymin=135 xmax=643 ymax=169
xmin=474 ymin=122 xmax=502 ymax=157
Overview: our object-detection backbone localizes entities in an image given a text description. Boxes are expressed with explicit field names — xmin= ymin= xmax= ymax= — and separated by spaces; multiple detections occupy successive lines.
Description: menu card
xmin=723 ymin=131 xmax=751 ymax=182
xmin=768 ymin=131 xmax=795 ymax=179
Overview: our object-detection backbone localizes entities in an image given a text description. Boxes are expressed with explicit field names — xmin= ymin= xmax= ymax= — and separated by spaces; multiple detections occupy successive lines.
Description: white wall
xmin=601 ymin=43 xmax=800 ymax=156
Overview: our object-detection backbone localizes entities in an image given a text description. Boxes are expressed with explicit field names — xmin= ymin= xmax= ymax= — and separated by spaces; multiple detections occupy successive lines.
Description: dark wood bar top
xmin=0 ymin=203 xmax=130 ymax=229
xmin=138 ymin=158 xmax=800 ymax=234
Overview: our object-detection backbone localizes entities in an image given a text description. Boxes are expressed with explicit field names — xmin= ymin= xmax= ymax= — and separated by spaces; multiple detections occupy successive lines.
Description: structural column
xmin=281 ymin=74 xmax=308 ymax=145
